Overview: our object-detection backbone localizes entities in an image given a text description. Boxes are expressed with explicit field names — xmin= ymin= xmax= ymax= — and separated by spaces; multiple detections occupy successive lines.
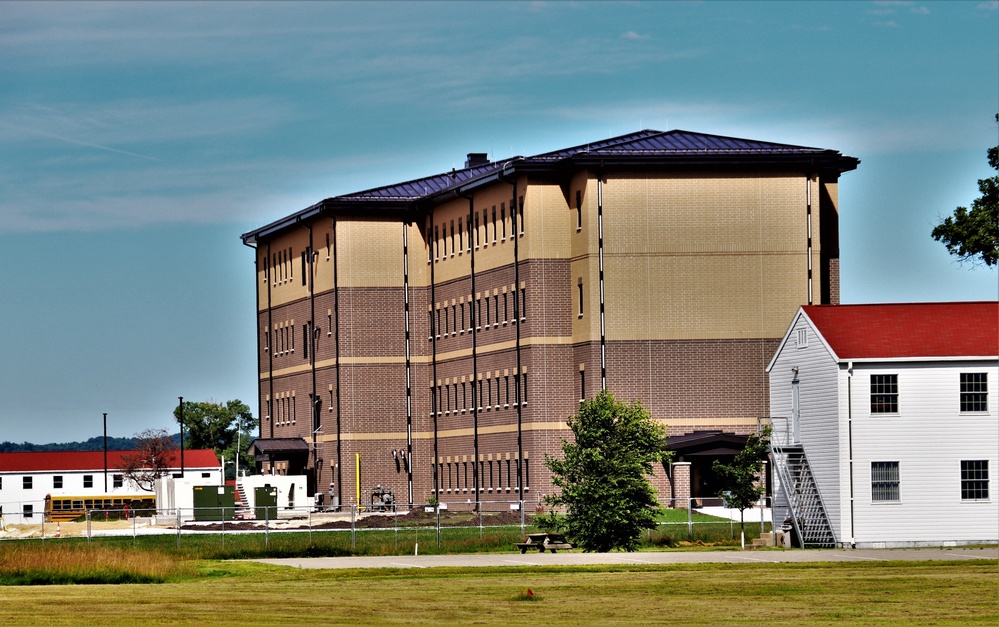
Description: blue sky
xmin=1 ymin=1 xmax=996 ymax=444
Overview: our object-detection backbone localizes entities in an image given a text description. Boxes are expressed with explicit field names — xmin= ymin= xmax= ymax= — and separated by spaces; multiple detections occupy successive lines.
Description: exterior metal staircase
xmin=234 ymin=478 xmax=253 ymax=520
xmin=768 ymin=418 xmax=836 ymax=548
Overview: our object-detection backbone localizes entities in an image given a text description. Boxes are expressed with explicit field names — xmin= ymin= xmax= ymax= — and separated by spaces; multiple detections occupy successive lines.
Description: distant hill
xmin=0 ymin=434 xmax=181 ymax=453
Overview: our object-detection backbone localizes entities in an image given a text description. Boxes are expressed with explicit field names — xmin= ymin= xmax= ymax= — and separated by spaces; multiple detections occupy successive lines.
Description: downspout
xmin=302 ymin=221 xmax=319 ymax=487
xmin=265 ymin=242 xmax=273 ymax=439
xmin=241 ymin=237 xmax=275 ymax=440
xmin=331 ymin=215 xmax=343 ymax=501
xmin=459 ymin=192 xmax=480 ymax=504
xmin=429 ymin=210 xmax=439 ymax=497
xmin=497 ymin=163 xmax=523 ymax=497
xmin=402 ymin=222 xmax=414 ymax=506
xmin=597 ymin=174 xmax=607 ymax=389
xmin=806 ymin=176 xmax=814 ymax=306
xmin=847 ymin=361 xmax=855 ymax=548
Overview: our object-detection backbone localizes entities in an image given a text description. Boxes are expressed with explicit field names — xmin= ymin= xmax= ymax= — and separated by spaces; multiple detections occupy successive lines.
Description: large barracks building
xmin=240 ymin=129 xmax=859 ymax=507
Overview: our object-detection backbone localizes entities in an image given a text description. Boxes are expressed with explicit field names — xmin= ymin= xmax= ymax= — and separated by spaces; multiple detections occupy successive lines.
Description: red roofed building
xmin=0 ymin=449 xmax=221 ymax=524
xmin=767 ymin=302 xmax=998 ymax=548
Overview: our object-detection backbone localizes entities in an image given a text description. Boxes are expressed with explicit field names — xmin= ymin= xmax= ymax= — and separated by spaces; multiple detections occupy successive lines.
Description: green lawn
xmin=0 ymin=558 xmax=995 ymax=625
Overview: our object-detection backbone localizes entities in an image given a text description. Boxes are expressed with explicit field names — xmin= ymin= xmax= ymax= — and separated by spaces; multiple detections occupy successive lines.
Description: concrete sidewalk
xmin=254 ymin=546 xmax=998 ymax=570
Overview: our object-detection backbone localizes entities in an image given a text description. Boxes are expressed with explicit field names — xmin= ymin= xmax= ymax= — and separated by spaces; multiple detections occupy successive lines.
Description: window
xmin=501 ymin=204 xmax=507 ymax=239
xmin=474 ymin=212 xmax=480 ymax=247
xmin=458 ymin=217 xmax=463 ymax=252
xmin=53 ymin=475 xmax=63 ymax=489
xmin=580 ymin=369 xmax=586 ymax=401
xmin=303 ymin=324 xmax=310 ymax=359
xmin=870 ymin=374 xmax=898 ymax=413
xmin=961 ymin=460 xmax=989 ymax=500
xmin=301 ymin=250 xmax=308 ymax=286
xmin=960 ymin=373 xmax=988 ymax=412
xmin=113 ymin=474 xmax=123 ymax=489
xmin=871 ymin=461 xmax=900 ymax=502
xmin=520 ymin=288 xmax=527 ymax=321
xmin=84 ymin=475 xmax=93 ymax=489
xmin=576 ymin=190 xmax=582 ymax=230
xmin=23 ymin=476 xmax=32 ymax=489
xmin=796 ymin=328 xmax=808 ymax=348
xmin=23 ymin=504 xmax=33 ymax=519
xmin=450 ymin=220 xmax=455 ymax=255
xmin=491 ymin=206 xmax=497 ymax=243
xmin=434 ymin=226 xmax=440 ymax=260
xmin=518 ymin=196 xmax=525 ymax=234
xmin=577 ymin=280 xmax=584 ymax=316
xmin=427 ymin=226 xmax=433 ymax=262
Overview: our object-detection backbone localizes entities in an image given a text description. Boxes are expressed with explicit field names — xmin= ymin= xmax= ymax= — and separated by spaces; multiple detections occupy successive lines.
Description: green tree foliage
xmin=931 ymin=117 xmax=999 ymax=267
xmin=712 ymin=427 xmax=771 ymax=541
xmin=174 ymin=399 xmax=257 ymax=479
xmin=538 ymin=390 xmax=671 ymax=552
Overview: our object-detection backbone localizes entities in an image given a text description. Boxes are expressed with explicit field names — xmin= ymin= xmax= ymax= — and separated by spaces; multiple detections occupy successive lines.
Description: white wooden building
xmin=767 ymin=302 xmax=998 ymax=548
xmin=0 ymin=449 xmax=221 ymax=524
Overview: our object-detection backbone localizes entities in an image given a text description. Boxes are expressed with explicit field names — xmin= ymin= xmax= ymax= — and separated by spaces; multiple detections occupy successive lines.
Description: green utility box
xmin=192 ymin=485 xmax=236 ymax=521
xmin=254 ymin=485 xmax=278 ymax=521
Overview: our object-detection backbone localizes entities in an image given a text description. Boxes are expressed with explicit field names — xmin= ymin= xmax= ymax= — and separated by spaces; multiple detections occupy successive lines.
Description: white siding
xmin=769 ymin=314 xmax=843 ymax=540
xmin=849 ymin=360 xmax=999 ymax=546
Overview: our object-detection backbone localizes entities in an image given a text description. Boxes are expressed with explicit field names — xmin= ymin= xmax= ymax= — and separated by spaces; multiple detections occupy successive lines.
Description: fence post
xmin=520 ymin=499 xmax=525 ymax=536
xmin=687 ymin=498 xmax=693 ymax=541
xmin=86 ymin=510 xmax=92 ymax=544
xmin=264 ymin=504 xmax=270 ymax=548
xmin=436 ymin=503 xmax=442 ymax=550
xmin=176 ymin=508 xmax=182 ymax=549
xmin=133 ymin=511 xmax=137 ymax=545
xmin=479 ymin=500 xmax=483 ymax=539
xmin=350 ymin=504 xmax=356 ymax=551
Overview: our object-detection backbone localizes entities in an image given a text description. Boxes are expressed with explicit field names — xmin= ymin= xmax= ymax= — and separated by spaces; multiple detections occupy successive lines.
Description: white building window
xmin=961 ymin=460 xmax=989 ymax=501
xmin=960 ymin=373 xmax=988 ymax=413
xmin=871 ymin=461 xmax=900 ymax=502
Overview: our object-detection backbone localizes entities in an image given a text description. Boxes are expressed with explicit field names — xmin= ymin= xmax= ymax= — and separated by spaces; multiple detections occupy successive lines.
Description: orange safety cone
xmin=55 ymin=523 xmax=61 ymax=538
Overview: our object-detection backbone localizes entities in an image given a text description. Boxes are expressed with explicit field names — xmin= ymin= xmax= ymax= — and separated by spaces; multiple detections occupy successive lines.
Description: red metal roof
xmin=802 ymin=302 xmax=999 ymax=360
xmin=0 ymin=449 xmax=220 ymax=473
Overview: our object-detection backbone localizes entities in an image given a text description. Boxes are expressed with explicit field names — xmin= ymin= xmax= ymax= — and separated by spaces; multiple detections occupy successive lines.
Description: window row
xmin=431 ymin=288 xmax=526 ymax=340
xmin=263 ymin=246 xmax=295 ymax=286
xmin=428 ymin=197 xmax=525 ymax=263
xmin=870 ymin=460 xmax=989 ymax=502
xmin=870 ymin=373 xmax=989 ymax=414
xmin=432 ymin=373 xmax=528 ymax=416
xmin=267 ymin=394 xmax=297 ymax=426
xmin=433 ymin=456 xmax=530 ymax=494
xmin=9 ymin=474 xmax=126 ymax=491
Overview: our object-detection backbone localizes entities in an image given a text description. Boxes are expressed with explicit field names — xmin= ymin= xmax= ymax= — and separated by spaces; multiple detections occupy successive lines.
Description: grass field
xmin=0 ymin=549 xmax=995 ymax=625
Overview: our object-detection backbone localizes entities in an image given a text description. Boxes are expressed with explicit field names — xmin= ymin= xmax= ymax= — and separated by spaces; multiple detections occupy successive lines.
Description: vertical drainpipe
xmin=463 ymin=194 xmax=480 ymax=505
xmin=429 ymin=210 xmax=439 ymax=497
xmin=597 ymin=174 xmax=607 ymax=389
xmin=806 ymin=176 xmax=814 ymax=306
xmin=497 ymin=163 xmax=523 ymax=496
xmin=304 ymin=222 xmax=318 ymax=487
xmin=266 ymin=242 xmax=274 ymax=439
xmin=402 ymin=221 xmax=414 ymax=506
xmin=332 ymin=215 xmax=343 ymax=501
xmin=847 ymin=361 xmax=855 ymax=548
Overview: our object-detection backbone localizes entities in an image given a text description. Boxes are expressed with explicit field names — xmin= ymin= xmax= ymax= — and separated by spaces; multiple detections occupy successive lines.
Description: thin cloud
xmin=621 ymin=31 xmax=650 ymax=40
xmin=978 ymin=0 xmax=999 ymax=10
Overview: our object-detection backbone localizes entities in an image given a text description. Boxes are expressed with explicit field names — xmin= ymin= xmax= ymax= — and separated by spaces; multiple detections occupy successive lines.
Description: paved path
xmin=254 ymin=546 xmax=998 ymax=570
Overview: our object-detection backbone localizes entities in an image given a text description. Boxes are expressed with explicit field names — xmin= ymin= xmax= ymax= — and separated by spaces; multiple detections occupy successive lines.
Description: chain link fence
xmin=1 ymin=498 xmax=773 ymax=551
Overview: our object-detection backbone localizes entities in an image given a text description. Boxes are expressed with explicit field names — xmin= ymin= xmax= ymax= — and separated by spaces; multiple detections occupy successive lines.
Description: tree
xmin=712 ymin=427 xmax=771 ymax=549
xmin=174 ymin=399 xmax=257 ymax=479
xmin=931 ymin=116 xmax=999 ymax=267
xmin=118 ymin=428 xmax=177 ymax=491
xmin=538 ymin=390 xmax=671 ymax=552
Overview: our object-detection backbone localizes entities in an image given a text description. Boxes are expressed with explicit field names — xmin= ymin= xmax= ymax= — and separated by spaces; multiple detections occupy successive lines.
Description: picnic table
xmin=515 ymin=532 xmax=575 ymax=554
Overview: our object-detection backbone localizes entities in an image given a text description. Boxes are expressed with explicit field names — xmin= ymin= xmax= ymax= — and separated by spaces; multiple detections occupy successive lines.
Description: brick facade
xmin=243 ymin=130 xmax=858 ymax=505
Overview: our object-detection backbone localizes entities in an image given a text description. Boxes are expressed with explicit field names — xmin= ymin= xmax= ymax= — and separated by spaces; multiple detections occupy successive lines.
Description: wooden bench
xmin=516 ymin=532 xmax=575 ymax=554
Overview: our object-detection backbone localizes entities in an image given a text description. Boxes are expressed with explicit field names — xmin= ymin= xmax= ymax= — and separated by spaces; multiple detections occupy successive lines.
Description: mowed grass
xmin=0 ymin=558 xmax=995 ymax=625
